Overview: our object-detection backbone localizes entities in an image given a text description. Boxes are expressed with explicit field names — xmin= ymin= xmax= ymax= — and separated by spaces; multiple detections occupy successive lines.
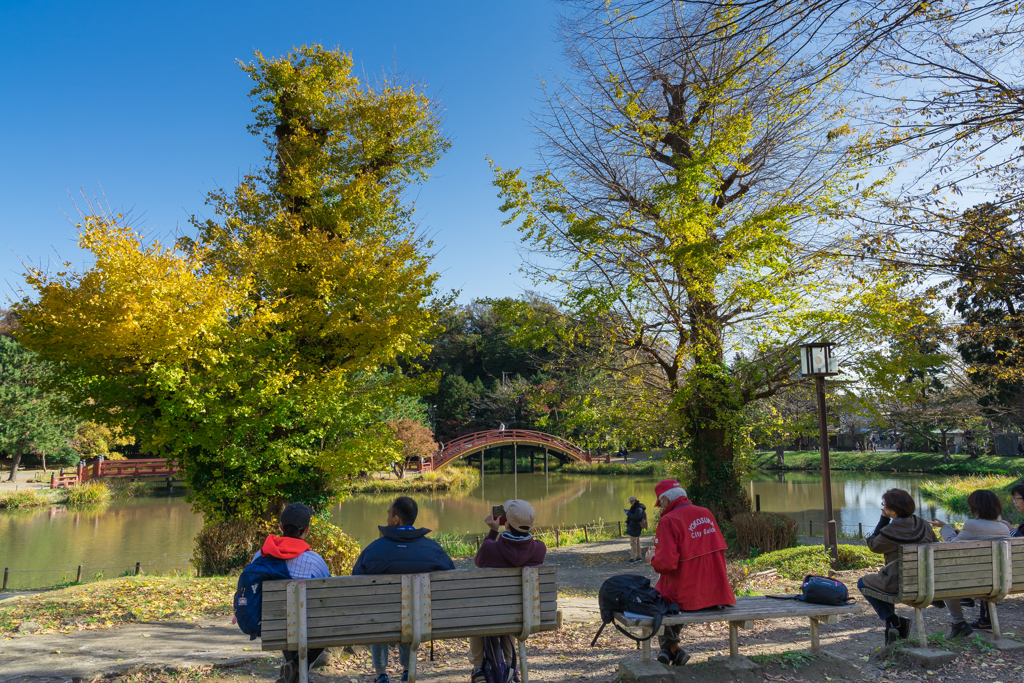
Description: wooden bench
xmin=260 ymin=566 xmax=557 ymax=683
xmin=614 ymin=595 xmax=860 ymax=661
xmin=858 ymin=538 xmax=1024 ymax=648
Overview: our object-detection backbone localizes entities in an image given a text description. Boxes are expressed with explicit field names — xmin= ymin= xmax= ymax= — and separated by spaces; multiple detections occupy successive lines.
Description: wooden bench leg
xmin=518 ymin=637 xmax=530 ymax=683
xmin=809 ymin=617 xmax=819 ymax=654
xmin=641 ymin=626 xmax=652 ymax=662
xmin=729 ymin=622 xmax=739 ymax=657
xmin=408 ymin=644 xmax=419 ymax=683
xmin=915 ymin=607 xmax=927 ymax=649
xmin=990 ymin=601 xmax=1002 ymax=640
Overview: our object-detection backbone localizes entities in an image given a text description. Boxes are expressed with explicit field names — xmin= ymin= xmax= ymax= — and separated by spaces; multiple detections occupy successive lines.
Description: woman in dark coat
xmin=624 ymin=496 xmax=646 ymax=563
xmin=858 ymin=488 xmax=937 ymax=644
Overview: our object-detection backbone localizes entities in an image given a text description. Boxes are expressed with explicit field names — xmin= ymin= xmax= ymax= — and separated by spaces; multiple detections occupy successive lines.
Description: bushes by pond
xmin=0 ymin=489 xmax=50 ymax=509
xmin=732 ymin=511 xmax=799 ymax=555
xmin=346 ymin=465 xmax=479 ymax=493
xmin=919 ymin=474 xmax=1019 ymax=515
xmin=64 ymin=482 xmax=111 ymax=507
xmin=559 ymin=461 xmax=669 ymax=476
xmin=755 ymin=450 xmax=1024 ymax=476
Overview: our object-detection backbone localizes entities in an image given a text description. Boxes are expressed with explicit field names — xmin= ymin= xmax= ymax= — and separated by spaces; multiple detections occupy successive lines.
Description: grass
xmin=559 ymin=461 xmax=668 ymax=476
xmin=755 ymin=450 xmax=1024 ymax=476
xmin=434 ymin=531 xmax=477 ymax=558
xmin=743 ymin=544 xmax=883 ymax=580
xmin=104 ymin=479 xmax=154 ymax=498
xmin=64 ymin=481 xmax=112 ymax=506
xmin=0 ymin=489 xmax=50 ymax=509
xmin=919 ymin=474 xmax=1019 ymax=514
xmin=346 ymin=466 xmax=479 ymax=493
xmin=0 ymin=575 xmax=234 ymax=634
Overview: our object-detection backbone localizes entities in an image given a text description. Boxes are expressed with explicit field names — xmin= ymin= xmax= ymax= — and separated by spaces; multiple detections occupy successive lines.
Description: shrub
xmin=733 ymin=512 xmax=799 ymax=555
xmin=304 ymin=518 xmax=361 ymax=575
xmin=0 ymin=489 xmax=48 ymax=509
xmin=920 ymin=474 xmax=1017 ymax=514
xmin=191 ymin=519 xmax=265 ymax=576
xmin=347 ymin=466 xmax=478 ymax=493
xmin=104 ymin=479 xmax=152 ymax=498
xmin=191 ymin=516 xmax=362 ymax=576
xmin=560 ymin=461 xmax=668 ymax=476
xmin=64 ymin=482 xmax=111 ymax=507
xmin=746 ymin=545 xmax=883 ymax=580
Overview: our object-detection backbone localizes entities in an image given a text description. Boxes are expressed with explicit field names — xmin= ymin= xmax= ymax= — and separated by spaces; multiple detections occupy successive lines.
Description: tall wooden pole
xmin=816 ymin=375 xmax=838 ymax=564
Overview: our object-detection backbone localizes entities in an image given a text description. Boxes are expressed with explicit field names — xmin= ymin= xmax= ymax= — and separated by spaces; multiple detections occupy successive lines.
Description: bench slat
xmin=264 ymin=583 xmax=405 ymax=605
xmin=614 ymin=597 xmax=858 ymax=627
xmin=263 ymin=603 xmax=404 ymax=620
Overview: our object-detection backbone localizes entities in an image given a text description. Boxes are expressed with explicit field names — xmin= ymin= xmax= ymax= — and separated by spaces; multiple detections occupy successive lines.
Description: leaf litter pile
xmin=0 ymin=576 xmax=234 ymax=634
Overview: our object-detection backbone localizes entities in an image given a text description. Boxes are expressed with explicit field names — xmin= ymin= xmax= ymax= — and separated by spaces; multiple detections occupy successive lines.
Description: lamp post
xmin=799 ymin=342 xmax=840 ymax=564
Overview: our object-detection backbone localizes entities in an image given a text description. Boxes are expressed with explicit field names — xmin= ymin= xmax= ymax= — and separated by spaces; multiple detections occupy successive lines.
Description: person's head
xmin=628 ymin=496 xmax=638 ymax=505
xmin=503 ymin=499 xmax=536 ymax=537
xmin=881 ymin=489 xmax=915 ymax=519
xmin=967 ymin=489 xmax=1002 ymax=520
xmin=654 ymin=479 xmax=687 ymax=508
xmin=388 ymin=496 xmax=418 ymax=527
xmin=279 ymin=503 xmax=313 ymax=540
xmin=1011 ymin=484 xmax=1024 ymax=514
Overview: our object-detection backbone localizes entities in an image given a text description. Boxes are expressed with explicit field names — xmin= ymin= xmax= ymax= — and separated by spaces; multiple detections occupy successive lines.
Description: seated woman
xmin=930 ymin=489 xmax=1011 ymax=638
xmin=972 ymin=484 xmax=1024 ymax=630
xmin=858 ymin=488 xmax=936 ymax=644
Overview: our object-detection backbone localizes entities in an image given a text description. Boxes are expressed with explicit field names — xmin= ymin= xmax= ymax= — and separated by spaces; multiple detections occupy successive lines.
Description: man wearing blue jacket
xmin=353 ymin=496 xmax=455 ymax=683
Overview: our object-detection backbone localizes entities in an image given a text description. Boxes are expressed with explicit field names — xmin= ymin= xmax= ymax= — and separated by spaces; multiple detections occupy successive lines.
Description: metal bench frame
xmin=858 ymin=538 xmax=1019 ymax=648
xmin=614 ymin=595 xmax=859 ymax=661
xmin=260 ymin=566 xmax=557 ymax=683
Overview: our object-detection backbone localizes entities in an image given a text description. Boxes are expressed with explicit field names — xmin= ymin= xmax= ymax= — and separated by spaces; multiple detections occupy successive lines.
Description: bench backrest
xmin=897 ymin=538 xmax=1024 ymax=605
xmin=260 ymin=565 xmax=558 ymax=651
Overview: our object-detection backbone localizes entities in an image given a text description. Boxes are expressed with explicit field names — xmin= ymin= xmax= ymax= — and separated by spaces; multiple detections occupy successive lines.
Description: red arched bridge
xmin=415 ymin=429 xmax=593 ymax=473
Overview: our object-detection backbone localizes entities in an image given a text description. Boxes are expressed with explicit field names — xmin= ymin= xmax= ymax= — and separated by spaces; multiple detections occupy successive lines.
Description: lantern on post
xmin=799 ymin=342 xmax=840 ymax=564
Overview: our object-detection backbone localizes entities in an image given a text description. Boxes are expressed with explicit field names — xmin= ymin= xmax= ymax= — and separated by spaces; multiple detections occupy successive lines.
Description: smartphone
xmin=492 ymin=504 xmax=505 ymax=519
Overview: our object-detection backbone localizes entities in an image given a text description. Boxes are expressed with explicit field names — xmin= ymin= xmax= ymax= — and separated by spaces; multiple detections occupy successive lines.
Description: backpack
xmin=481 ymin=635 xmax=518 ymax=683
xmin=640 ymin=510 xmax=649 ymax=531
xmin=767 ymin=575 xmax=855 ymax=606
xmin=234 ymin=553 xmax=292 ymax=639
xmin=590 ymin=574 xmax=679 ymax=646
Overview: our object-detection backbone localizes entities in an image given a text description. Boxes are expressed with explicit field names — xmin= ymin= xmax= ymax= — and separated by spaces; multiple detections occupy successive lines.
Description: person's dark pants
xmin=285 ymin=648 xmax=325 ymax=672
xmin=857 ymin=578 xmax=896 ymax=622
xmin=658 ymin=623 xmax=682 ymax=652
xmin=980 ymin=600 xmax=991 ymax=624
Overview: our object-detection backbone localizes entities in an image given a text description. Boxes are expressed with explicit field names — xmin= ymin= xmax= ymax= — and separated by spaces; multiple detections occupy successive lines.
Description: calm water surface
xmin=0 ymin=470 xmax=966 ymax=589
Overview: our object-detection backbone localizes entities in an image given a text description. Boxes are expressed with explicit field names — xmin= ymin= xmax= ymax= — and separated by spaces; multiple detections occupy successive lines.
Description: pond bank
xmin=755 ymin=450 xmax=1024 ymax=476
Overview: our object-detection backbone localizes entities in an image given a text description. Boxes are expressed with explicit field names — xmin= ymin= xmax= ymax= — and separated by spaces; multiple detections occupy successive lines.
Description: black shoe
xmin=471 ymin=669 xmax=487 ymax=683
xmin=375 ymin=675 xmax=391 ymax=683
xmin=885 ymin=615 xmax=900 ymax=645
xmin=970 ymin=619 xmax=993 ymax=632
xmin=960 ymin=598 xmax=976 ymax=608
xmin=672 ymin=649 xmax=690 ymax=666
xmin=656 ymin=650 xmax=671 ymax=665
xmin=949 ymin=621 xmax=974 ymax=639
xmin=931 ymin=600 xmax=946 ymax=608
xmin=276 ymin=662 xmax=298 ymax=683
xmin=898 ymin=616 xmax=912 ymax=640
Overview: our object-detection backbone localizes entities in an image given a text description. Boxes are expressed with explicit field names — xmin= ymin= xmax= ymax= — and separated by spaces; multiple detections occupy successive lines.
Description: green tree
xmin=492 ymin=4 xmax=915 ymax=518
xmin=16 ymin=46 xmax=449 ymax=521
xmin=0 ymin=337 xmax=76 ymax=480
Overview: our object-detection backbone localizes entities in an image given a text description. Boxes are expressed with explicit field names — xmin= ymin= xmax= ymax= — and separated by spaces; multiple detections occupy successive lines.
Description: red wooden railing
xmin=423 ymin=429 xmax=591 ymax=472
xmin=51 ymin=458 xmax=182 ymax=488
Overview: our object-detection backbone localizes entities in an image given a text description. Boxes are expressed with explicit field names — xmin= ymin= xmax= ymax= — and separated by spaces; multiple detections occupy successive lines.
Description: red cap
xmin=654 ymin=479 xmax=682 ymax=498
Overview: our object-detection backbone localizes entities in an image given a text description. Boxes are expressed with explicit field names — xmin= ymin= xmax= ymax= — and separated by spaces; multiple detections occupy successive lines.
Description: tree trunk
xmin=941 ymin=431 xmax=952 ymax=463
xmin=7 ymin=444 xmax=22 ymax=481
xmin=775 ymin=445 xmax=785 ymax=467
xmin=41 ymin=451 xmax=47 ymax=473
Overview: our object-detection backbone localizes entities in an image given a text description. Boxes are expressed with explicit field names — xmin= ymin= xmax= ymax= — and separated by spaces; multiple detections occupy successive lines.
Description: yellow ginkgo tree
xmin=16 ymin=46 xmax=449 ymax=522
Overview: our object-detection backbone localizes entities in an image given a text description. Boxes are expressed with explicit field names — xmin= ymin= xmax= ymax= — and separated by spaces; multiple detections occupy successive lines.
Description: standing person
xmin=468 ymin=500 xmax=546 ymax=683
xmin=856 ymin=489 xmax=937 ymax=644
xmin=624 ymin=496 xmax=646 ymax=563
xmin=243 ymin=503 xmax=331 ymax=683
xmin=644 ymin=480 xmax=735 ymax=667
xmin=352 ymin=497 xmax=455 ymax=683
xmin=930 ymin=489 xmax=1010 ymax=637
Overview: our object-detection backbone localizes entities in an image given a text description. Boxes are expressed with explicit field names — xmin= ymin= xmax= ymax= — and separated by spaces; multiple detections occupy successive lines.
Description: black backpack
xmin=767 ymin=575 xmax=855 ymax=606
xmin=481 ymin=635 xmax=518 ymax=683
xmin=590 ymin=574 xmax=679 ymax=646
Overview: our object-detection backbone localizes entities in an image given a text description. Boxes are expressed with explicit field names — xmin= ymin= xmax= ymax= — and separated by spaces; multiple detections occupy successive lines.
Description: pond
xmin=0 ymin=470 xmax=966 ymax=589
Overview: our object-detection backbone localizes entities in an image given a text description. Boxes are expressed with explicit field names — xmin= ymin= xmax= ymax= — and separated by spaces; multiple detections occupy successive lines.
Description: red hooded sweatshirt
xmin=650 ymin=497 xmax=735 ymax=610
xmin=260 ymin=535 xmax=310 ymax=560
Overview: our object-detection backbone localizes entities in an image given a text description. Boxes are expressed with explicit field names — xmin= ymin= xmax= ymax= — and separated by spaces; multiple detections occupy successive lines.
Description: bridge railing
xmin=431 ymin=429 xmax=590 ymax=470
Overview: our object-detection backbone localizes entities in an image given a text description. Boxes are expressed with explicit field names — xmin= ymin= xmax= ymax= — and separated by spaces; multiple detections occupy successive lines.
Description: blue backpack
xmin=234 ymin=554 xmax=291 ymax=639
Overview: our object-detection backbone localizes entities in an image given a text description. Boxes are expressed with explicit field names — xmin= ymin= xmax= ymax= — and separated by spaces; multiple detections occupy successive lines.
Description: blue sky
xmin=0 ymin=1 xmax=564 ymax=304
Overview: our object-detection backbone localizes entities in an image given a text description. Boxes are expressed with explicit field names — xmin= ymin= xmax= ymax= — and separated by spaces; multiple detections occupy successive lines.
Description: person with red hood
xmin=468 ymin=499 xmax=546 ymax=683
xmin=644 ymin=480 xmax=735 ymax=666
xmin=249 ymin=503 xmax=331 ymax=683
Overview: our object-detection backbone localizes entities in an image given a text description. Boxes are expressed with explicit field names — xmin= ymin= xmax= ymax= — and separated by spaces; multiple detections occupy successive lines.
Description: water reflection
xmin=747 ymin=471 xmax=969 ymax=535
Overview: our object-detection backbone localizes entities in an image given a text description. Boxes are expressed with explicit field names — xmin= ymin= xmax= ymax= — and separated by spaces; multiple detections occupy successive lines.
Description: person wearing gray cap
xmin=624 ymin=496 xmax=646 ymax=563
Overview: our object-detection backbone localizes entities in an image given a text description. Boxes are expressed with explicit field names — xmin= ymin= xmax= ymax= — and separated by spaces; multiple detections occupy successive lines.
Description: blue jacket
xmin=352 ymin=526 xmax=456 ymax=575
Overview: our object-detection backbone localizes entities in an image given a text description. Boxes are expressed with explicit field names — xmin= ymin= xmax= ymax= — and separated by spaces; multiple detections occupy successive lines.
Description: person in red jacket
xmin=468 ymin=499 xmax=546 ymax=683
xmin=645 ymin=480 xmax=735 ymax=666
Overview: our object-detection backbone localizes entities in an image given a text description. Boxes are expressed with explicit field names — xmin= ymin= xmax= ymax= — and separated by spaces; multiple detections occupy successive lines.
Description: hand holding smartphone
xmin=492 ymin=504 xmax=506 ymax=526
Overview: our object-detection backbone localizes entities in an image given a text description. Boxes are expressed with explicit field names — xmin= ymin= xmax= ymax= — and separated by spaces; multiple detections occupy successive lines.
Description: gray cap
xmin=279 ymin=503 xmax=313 ymax=530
